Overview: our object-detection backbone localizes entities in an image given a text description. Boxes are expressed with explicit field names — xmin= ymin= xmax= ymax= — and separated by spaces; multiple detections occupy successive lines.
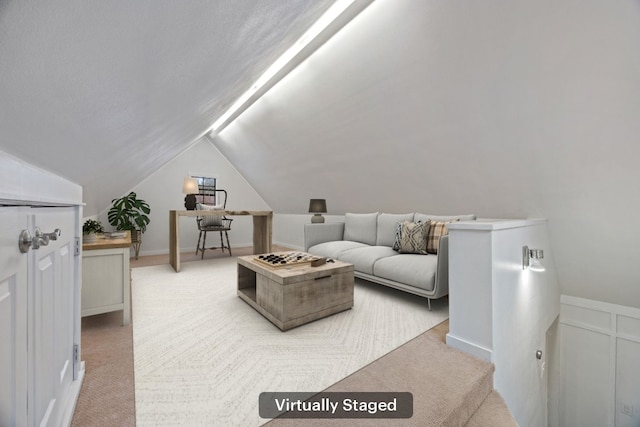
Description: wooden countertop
xmin=83 ymin=231 xmax=131 ymax=250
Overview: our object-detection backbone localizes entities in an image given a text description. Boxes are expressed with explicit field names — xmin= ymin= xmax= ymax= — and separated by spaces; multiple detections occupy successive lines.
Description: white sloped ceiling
xmin=0 ymin=0 xmax=334 ymax=215
xmin=212 ymin=0 xmax=640 ymax=308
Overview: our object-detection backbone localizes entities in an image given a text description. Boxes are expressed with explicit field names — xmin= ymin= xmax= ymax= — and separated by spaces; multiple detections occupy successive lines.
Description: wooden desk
xmin=169 ymin=210 xmax=273 ymax=272
xmin=82 ymin=231 xmax=131 ymax=325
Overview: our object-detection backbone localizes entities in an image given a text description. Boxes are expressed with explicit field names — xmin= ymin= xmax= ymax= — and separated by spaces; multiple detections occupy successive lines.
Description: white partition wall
xmin=446 ymin=219 xmax=560 ymax=427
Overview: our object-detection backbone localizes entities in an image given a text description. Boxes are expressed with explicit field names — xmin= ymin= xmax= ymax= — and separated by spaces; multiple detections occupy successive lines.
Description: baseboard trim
xmin=60 ymin=361 xmax=85 ymax=427
xmin=138 ymin=243 xmax=302 ymax=257
xmin=446 ymin=333 xmax=493 ymax=362
xmin=272 ymin=241 xmax=304 ymax=251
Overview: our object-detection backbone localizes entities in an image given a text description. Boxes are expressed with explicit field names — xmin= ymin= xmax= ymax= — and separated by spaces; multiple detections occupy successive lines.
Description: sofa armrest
xmin=434 ymin=235 xmax=449 ymax=298
xmin=304 ymin=223 xmax=345 ymax=252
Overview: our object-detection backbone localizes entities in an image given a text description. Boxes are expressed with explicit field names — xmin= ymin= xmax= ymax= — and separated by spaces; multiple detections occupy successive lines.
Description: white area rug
xmin=132 ymin=257 xmax=448 ymax=426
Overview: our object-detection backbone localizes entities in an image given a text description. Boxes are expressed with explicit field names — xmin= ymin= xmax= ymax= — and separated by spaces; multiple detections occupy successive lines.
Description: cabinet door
xmin=29 ymin=207 xmax=77 ymax=427
xmin=0 ymin=207 xmax=29 ymax=427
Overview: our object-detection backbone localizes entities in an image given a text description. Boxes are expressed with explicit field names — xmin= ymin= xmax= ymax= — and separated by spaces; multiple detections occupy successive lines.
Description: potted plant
xmin=82 ymin=219 xmax=104 ymax=243
xmin=108 ymin=191 xmax=150 ymax=259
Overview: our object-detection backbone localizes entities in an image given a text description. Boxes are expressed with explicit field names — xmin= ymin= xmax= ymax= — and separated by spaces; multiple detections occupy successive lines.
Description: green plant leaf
xmin=108 ymin=192 xmax=151 ymax=232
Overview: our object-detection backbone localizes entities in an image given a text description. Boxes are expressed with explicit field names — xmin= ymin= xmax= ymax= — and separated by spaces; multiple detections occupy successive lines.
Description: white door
xmin=29 ymin=207 xmax=77 ymax=427
xmin=0 ymin=207 xmax=29 ymax=427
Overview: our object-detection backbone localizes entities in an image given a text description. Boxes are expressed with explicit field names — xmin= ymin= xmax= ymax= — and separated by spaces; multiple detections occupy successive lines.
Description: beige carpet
xmin=132 ymin=256 xmax=448 ymax=426
xmin=71 ymin=311 xmax=136 ymax=427
xmin=266 ymin=329 xmax=495 ymax=427
xmin=71 ymin=249 xmax=253 ymax=427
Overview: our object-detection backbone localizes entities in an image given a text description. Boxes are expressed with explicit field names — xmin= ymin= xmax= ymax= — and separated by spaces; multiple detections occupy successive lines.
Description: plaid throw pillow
xmin=197 ymin=203 xmax=223 ymax=226
xmin=393 ymin=220 xmax=429 ymax=254
xmin=426 ymin=220 xmax=458 ymax=254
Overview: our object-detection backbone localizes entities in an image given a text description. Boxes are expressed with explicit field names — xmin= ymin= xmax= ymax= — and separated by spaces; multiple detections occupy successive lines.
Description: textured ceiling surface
xmin=0 ymin=0 xmax=334 ymax=214
xmin=212 ymin=0 xmax=640 ymax=308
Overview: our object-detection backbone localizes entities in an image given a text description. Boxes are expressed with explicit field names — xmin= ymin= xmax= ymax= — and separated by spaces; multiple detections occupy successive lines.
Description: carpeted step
xmin=464 ymin=390 xmax=518 ymax=427
xmin=265 ymin=330 xmax=494 ymax=426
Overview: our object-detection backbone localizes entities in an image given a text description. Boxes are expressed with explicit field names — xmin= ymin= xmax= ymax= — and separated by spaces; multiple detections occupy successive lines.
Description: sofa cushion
xmin=426 ymin=220 xmax=457 ymax=254
xmin=344 ymin=212 xmax=378 ymax=246
xmin=376 ymin=213 xmax=414 ymax=247
xmin=373 ymin=254 xmax=438 ymax=292
xmin=308 ymin=241 xmax=369 ymax=260
xmin=414 ymin=213 xmax=476 ymax=223
xmin=339 ymin=246 xmax=399 ymax=275
xmin=395 ymin=220 xmax=430 ymax=254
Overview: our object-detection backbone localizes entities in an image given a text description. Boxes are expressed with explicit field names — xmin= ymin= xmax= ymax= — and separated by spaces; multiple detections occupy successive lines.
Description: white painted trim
xmin=59 ymin=362 xmax=85 ymax=427
xmin=446 ymin=333 xmax=493 ymax=362
xmin=448 ymin=218 xmax=547 ymax=231
xmin=561 ymin=294 xmax=640 ymax=320
xmin=138 ymin=242 xmax=254 ymax=258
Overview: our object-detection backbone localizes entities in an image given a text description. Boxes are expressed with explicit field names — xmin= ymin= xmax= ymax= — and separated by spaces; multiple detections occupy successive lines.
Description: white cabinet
xmin=81 ymin=233 xmax=131 ymax=325
xmin=0 ymin=206 xmax=84 ymax=427
xmin=0 ymin=207 xmax=29 ymax=427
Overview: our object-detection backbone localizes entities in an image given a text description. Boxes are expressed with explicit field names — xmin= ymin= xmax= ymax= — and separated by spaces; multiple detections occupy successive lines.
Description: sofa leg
xmin=427 ymin=298 xmax=432 ymax=311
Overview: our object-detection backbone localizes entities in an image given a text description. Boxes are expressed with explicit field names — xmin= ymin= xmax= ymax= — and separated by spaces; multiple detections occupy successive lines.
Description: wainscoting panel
xmin=560 ymin=324 xmax=611 ymax=427
xmin=559 ymin=296 xmax=640 ymax=427
xmin=617 ymin=315 xmax=640 ymax=341
xmin=616 ymin=339 xmax=640 ymax=427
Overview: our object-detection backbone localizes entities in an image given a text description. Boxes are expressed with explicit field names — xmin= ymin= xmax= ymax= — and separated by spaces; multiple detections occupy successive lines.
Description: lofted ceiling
xmin=211 ymin=0 xmax=640 ymax=308
xmin=0 ymin=0 xmax=336 ymax=215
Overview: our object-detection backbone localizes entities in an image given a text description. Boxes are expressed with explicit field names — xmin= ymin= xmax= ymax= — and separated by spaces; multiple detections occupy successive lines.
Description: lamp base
xmin=184 ymin=194 xmax=197 ymax=210
xmin=311 ymin=214 xmax=325 ymax=223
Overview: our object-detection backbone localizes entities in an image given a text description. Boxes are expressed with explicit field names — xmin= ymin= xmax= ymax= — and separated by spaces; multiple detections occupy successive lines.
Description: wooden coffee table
xmin=237 ymin=252 xmax=354 ymax=331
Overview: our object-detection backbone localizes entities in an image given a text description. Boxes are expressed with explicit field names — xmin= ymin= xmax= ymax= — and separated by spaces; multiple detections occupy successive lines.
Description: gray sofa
xmin=304 ymin=212 xmax=476 ymax=310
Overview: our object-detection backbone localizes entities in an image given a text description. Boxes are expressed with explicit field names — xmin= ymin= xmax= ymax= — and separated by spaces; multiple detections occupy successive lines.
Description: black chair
xmin=195 ymin=189 xmax=233 ymax=258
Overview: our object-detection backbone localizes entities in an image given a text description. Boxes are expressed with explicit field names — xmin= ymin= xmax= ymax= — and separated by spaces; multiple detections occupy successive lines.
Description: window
xmin=192 ymin=176 xmax=217 ymax=205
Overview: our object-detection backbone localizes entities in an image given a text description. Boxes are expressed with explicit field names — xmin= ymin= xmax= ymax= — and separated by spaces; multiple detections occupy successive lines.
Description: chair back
xmin=196 ymin=189 xmax=229 ymax=228
xmin=195 ymin=189 xmax=227 ymax=209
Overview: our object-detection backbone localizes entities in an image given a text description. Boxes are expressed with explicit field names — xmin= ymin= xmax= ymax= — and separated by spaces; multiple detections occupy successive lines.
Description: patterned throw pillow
xmin=426 ymin=220 xmax=459 ymax=254
xmin=393 ymin=220 xmax=429 ymax=254
xmin=393 ymin=221 xmax=403 ymax=251
xmin=197 ymin=203 xmax=223 ymax=226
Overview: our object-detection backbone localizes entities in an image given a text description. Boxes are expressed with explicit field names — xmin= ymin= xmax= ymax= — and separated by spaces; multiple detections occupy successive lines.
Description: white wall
xmin=98 ymin=139 xmax=270 ymax=256
xmin=212 ymin=0 xmax=640 ymax=309
xmin=446 ymin=219 xmax=560 ymax=427
xmin=0 ymin=150 xmax=82 ymax=206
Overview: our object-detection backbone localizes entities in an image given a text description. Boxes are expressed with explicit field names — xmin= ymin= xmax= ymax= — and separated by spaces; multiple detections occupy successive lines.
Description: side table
xmin=81 ymin=231 xmax=131 ymax=325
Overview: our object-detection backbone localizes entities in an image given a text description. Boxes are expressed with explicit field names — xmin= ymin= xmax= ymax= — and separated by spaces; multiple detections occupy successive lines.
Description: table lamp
xmin=182 ymin=177 xmax=199 ymax=210
xmin=309 ymin=199 xmax=327 ymax=223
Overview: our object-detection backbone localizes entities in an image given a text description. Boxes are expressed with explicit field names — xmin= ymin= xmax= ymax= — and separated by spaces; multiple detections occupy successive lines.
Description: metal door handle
xmin=19 ymin=230 xmax=32 ymax=253
xmin=18 ymin=228 xmax=62 ymax=253
xmin=31 ymin=227 xmax=49 ymax=250
xmin=39 ymin=228 xmax=61 ymax=241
